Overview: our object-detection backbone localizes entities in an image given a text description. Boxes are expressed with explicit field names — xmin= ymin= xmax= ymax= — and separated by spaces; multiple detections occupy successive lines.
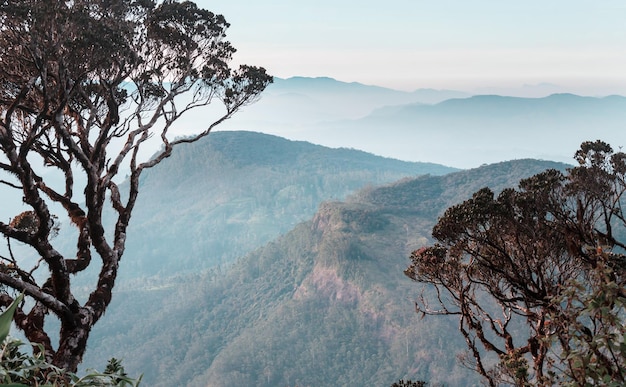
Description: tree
xmin=405 ymin=141 xmax=626 ymax=386
xmin=0 ymin=0 xmax=271 ymax=373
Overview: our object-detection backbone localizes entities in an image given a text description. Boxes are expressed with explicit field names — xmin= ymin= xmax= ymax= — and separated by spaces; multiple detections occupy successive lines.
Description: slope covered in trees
xmin=81 ymin=158 xmax=568 ymax=386
xmin=81 ymin=130 xmax=456 ymax=279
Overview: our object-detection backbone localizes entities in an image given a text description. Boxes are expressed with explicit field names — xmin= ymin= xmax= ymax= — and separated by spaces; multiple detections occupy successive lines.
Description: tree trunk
xmin=52 ymin=309 xmax=93 ymax=373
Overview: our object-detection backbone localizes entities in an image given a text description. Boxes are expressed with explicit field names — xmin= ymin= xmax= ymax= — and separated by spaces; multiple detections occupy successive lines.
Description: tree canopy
xmin=0 ymin=0 xmax=271 ymax=372
xmin=406 ymin=140 xmax=626 ymax=386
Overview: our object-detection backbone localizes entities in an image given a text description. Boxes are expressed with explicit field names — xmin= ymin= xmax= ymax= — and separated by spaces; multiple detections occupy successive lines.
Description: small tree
xmin=406 ymin=141 xmax=626 ymax=386
xmin=0 ymin=0 xmax=271 ymax=372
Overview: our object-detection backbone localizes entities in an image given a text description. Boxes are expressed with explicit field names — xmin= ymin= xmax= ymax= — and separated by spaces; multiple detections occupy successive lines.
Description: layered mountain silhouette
xmin=310 ymin=93 xmax=626 ymax=168
xmin=19 ymin=76 xmax=624 ymax=385
xmin=222 ymin=76 xmax=470 ymax=127
xmin=208 ymin=77 xmax=626 ymax=169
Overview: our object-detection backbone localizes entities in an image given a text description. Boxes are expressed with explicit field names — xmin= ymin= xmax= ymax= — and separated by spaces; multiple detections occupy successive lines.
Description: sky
xmin=198 ymin=0 xmax=626 ymax=95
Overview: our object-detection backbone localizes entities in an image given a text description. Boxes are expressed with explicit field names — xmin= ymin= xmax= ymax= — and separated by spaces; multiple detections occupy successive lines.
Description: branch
xmin=459 ymin=321 xmax=497 ymax=387
xmin=0 ymin=222 xmax=33 ymax=245
xmin=140 ymin=109 xmax=231 ymax=170
xmin=0 ymin=272 xmax=72 ymax=319
xmin=0 ymin=179 xmax=21 ymax=189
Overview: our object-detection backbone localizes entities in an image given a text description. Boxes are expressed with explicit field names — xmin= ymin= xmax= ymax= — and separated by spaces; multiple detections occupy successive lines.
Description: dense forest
xmin=80 ymin=153 xmax=568 ymax=386
xmin=75 ymin=131 xmax=456 ymax=280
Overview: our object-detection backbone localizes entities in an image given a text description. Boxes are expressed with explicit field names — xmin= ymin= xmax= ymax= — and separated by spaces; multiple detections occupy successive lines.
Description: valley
xmin=77 ymin=133 xmax=569 ymax=385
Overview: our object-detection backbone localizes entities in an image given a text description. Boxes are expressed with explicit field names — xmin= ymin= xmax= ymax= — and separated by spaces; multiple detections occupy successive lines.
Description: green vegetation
xmin=80 ymin=158 xmax=567 ymax=386
xmin=0 ymin=294 xmax=140 ymax=386
xmin=391 ymin=380 xmax=427 ymax=387
xmin=94 ymin=131 xmax=457 ymax=280
xmin=0 ymin=340 xmax=142 ymax=387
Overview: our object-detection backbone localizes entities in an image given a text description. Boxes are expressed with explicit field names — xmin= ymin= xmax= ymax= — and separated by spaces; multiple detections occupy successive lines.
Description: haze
xmin=137 ymin=1 xmax=626 ymax=169
xmin=202 ymin=0 xmax=626 ymax=96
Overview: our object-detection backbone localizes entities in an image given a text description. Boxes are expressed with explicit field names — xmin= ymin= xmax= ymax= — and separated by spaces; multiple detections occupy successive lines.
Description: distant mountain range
xmin=206 ymin=77 xmax=626 ymax=168
xmin=208 ymin=76 xmax=470 ymax=134
xmin=313 ymin=93 xmax=626 ymax=167
xmin=78 ymin=133 xmax=571 ymax=386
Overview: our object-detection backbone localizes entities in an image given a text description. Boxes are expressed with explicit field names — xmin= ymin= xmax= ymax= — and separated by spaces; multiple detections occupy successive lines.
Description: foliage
xmin=0 ymin=296 xmax=140 ymax=386
xmin=406 ymin=140 xmax=626 ymax=386
xmin=0 ymin=337 xmax=142 ymax=386
xmin=549 ymin=257 xmax=626 ymax=386
xmin=0 ymin=293 xmax=22 ymax=344
xmin=0 ymin=0 xmax=271 ymax=372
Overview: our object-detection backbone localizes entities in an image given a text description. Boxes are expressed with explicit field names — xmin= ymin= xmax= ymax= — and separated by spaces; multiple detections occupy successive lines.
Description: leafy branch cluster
xmin=551 ymin=259 xmax=626 ymax=386
xmin=0 ymin=294 xmax=140 ymax=386
xmin=0 ymin=339 xmax=141 ymax=387
xmin=406 ymin=140 xmax=626 ymax=386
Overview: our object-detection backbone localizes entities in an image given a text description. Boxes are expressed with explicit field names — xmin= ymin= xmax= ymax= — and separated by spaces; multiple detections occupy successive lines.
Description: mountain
xmin=81 ymin=158 xmax=569 ymax=386
xmin=158 ymin=77 xmax=625 ymax=170
xmin=60 ymin=131 xmax=456 ymax=281
xmin=308 ymin=93 xmax=626 ymax=168
xmin=214 ymin=76 xmax=470 ymax=131
xmin=191 ymin=78 xmax=626 ymax=169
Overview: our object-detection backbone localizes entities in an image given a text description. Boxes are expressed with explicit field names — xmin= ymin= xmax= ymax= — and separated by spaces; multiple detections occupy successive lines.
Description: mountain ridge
xmin=160 ymin=76 xmax=625 ymax=169
xmin=82 ymin=157 xmax=570 ymax=386
xmin=307 ymin=92 xmax=626 ymax=168
xmin=272 ymin=76 xmax=470 ymax=98
xmin=83 ymin=130 xmax=457 ymax=280
xmin=203 ymin=77 xmax=626 ymax=168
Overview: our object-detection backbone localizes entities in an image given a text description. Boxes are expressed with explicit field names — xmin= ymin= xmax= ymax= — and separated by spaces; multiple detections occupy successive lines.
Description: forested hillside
xmin=81 ymin=158 xmax=568 ymax=386
xmin=58 ymin=131 xmax=455 ymax=281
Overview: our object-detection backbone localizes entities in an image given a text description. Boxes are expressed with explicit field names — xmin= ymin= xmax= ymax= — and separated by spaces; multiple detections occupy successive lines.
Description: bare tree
xmin=0 ymin=0 xmax=271 ymax=372
xmin=406 ymin=141 xmax=626 ymax=386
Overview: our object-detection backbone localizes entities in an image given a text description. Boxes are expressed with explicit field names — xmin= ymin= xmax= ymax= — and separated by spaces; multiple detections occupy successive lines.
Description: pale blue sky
xmin=200 ymin=0 xmax=626 ymax=94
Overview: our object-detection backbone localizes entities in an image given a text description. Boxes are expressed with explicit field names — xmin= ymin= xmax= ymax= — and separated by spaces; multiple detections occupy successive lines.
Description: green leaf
xmin=0 ymin=293 xmax=24 ymax=343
